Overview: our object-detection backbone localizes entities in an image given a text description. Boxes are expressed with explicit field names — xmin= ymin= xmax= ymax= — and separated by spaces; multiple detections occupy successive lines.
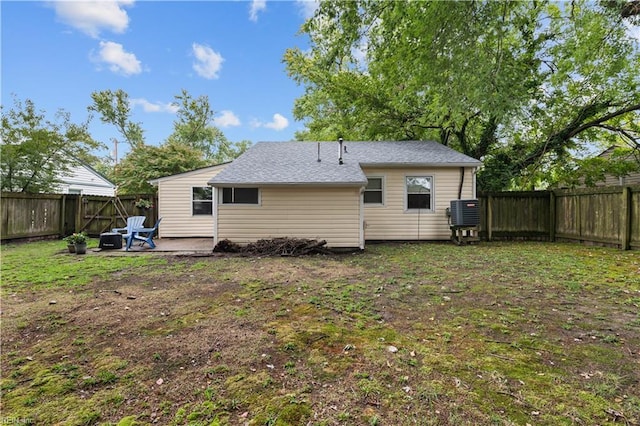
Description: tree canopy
xmin=89 ymin=89 xmax=249 ymax=194
xmin=1 ymin=96 xmax=103 ymax=193
xmin=166 ymin=90 xmax=250 ymax=164
xmin=284 ymin=0 xmax=640 ymax=190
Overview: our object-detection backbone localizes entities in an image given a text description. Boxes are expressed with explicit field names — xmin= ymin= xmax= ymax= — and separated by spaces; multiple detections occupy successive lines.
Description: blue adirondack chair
xmin=112 ymin=216 xmax=146 ymax=245
xmin=124 ymin=217 xmax=162 ymax=251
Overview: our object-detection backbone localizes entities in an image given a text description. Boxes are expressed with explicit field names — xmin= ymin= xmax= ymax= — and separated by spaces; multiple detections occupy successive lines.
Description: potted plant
xmin=65 ymin=232 xmax=88 ymax=254
xmin=63 ymin=234 xmax=76 ymax=253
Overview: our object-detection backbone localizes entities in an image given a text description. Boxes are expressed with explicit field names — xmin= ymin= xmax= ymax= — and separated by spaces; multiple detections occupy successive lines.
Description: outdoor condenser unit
xmin=450 ymin=199 xmax=480 ymax=227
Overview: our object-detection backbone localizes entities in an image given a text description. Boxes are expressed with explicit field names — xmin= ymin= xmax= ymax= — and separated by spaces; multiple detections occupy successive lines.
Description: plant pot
xmin=75 ymin=242 xmax=87 ymax=255
xmin=67 ymin=244 xmax=76 ymax=253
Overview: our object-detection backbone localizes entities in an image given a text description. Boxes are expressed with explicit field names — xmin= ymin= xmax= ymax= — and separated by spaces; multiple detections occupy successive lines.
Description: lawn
xmin=1 ymin=240 xmax=639 ymax=425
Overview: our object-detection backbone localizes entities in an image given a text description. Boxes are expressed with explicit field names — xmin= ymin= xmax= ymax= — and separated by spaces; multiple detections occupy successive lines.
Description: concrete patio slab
xmin=96 ymin=238 xmax=214 ymax=254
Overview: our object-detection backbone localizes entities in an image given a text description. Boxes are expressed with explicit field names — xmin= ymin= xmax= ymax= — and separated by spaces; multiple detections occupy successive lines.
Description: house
xmin=593 ymin=145 xmax=640 ymax=186
xmin=207 ymin=141 xmax=482 ymax=249
xmin=149 ymin=164 xmax=229 ymax=237
xmin=56 ymin=159 xmax=116 ymax=196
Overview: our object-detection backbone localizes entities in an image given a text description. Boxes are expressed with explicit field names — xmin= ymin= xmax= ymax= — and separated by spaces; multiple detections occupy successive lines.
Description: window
xmin=192 ymin=187 xmax=213 ymax=215
xmin=222 ymin=187 xmax=259 ymax=204
xmin=364 ymin=177 xmax=383 ymax=204
xmin=406 ymin=176 xmax=432 ymax=210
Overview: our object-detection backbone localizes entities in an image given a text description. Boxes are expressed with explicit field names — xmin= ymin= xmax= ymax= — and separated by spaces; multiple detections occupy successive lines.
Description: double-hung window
xmin=364 ymin=177 xmax=384 ymax=205
xmin=406 ymin=176 xmax=433 ymax=210
xmin=222 ymin=187 xmax=259 ymax=204
xmin=193 ymin=187 xmax=213 ymax=215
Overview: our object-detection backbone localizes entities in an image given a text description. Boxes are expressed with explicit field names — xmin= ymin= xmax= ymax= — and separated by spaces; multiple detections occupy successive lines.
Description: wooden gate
xmin=77 ymin=195 xmax=157 ymax=236
xmin=77 ymin=196 xmax=129 ymax=235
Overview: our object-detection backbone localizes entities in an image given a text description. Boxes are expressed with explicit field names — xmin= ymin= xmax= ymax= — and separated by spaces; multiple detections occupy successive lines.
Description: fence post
xmin=549 ymin=191 xmax=556 ymax=242
xmin=74 ymin=195 xmax=83 ymax=233
xmin=487 ymin=195 xmax=493 ymax=241
xmin=621 ymin=186 xmax=631 ymax=250
xmin=60 ymin=195 xmax=67 ymax=237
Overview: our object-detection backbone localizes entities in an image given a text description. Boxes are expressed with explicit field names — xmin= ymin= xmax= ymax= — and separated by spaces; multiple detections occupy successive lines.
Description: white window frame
xmin=363 ymin=176 xmax=385 ymax=206
xmin=405 ymin=175 xmax=434 ymax=212
xmin=192 ymin=186 xmax=213 ymax=215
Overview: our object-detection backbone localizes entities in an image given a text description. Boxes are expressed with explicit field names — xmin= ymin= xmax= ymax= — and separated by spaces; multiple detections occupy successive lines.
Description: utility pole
xmin=112 ymin=138 xmax=119 ymax=167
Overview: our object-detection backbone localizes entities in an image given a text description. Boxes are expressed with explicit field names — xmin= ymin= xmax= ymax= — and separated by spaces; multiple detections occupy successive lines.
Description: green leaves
xmin=1 ymin=95 xmax=102 ymax=193
xmin=89 ymin=89 xmax=144 ymax=150
xmin=88 ymin=89 xmax=249 ymax=194
xmin=285 ymin=0 xmax=640 ymax=190
xmin=115 ymin=143 xmax=209 ymax=194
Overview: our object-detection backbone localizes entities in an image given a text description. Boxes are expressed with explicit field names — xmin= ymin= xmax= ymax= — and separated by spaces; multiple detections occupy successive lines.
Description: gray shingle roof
xmin=208 ymin=141 xmax=482 ymax=186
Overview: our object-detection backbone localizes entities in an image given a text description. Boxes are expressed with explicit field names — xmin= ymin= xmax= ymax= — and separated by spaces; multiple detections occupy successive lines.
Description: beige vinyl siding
xmin=597 ymin=173 xmax=640 ymax=186
xmin=362 ymin=167 xmax=475 ymax=240
xmin=592 ymin=147 xmax=640 ymax=186
xmin=156 ymin=165 xmax=226 ymax=237
xmin=216 ymin=186 xmax=362 ymax=248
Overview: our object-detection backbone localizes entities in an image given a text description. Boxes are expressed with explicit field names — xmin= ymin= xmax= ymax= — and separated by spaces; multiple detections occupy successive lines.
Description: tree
xmin=88 ymin=89 xmax=145 ymax=150
xmin=284 ymin=0 xmax=640 ymax=190
xmin=95 ymin=89 xmax=250 ymax=194
xmin=115 ymin=143 xmax=209 ymax=194
xmin=1 ymin=95 xmax=102 ymax=193
xmin=166 ymin=89 xmax=249 ymax=163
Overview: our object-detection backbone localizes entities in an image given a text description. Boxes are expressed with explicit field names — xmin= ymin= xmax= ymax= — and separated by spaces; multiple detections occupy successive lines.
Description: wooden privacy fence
xmin=1 ymin=193 xmax=157 ymax=241
xmin=3 ymin=187 xmax=639 ymax=249
xmin=479 ymin=185 xmax=640 ymax=250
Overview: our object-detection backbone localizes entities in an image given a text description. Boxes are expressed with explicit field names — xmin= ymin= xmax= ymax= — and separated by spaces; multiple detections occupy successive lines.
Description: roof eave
xmin=208 ymin=181 xmax=367 ymax=188
xmin=359 ymin=162 xmax=482 ymax=168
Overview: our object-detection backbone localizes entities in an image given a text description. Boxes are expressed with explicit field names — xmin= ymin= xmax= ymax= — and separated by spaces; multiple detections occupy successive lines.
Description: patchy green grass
xmin=1 ymin=240 xmax=639 ymax=425
xmin=1 ymin=239 xmax=167 ymax=293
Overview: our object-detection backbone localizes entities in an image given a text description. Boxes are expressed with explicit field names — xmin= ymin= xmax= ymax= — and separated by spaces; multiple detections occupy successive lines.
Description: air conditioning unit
xmin=450 ymin=199 xmax=480 ymax=227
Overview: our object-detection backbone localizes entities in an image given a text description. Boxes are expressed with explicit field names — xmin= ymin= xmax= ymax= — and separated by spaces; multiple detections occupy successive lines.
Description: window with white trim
xmin=193 ymin=187 xmax=213 ymax=215
xmin=406 ymin=176 xmax=433 ymax=210
xmin=364 ymin=177 xmax=383 ymax=204
xmin=222 ymin=187 xmax=259 ymax=204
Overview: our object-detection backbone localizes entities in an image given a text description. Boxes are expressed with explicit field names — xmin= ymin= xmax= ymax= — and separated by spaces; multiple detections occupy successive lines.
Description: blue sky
xmin=1 ymin=0 xmax=318 ymax=159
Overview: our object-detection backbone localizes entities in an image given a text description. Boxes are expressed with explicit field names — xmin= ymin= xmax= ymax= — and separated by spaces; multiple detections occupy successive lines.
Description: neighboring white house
xmin=149 ymin=164 xmax=229 ymax=237
xmin=56 ymin=159 xmax=116 ymax=196
xmin=208 ymin=141 xmax=482 ymax=249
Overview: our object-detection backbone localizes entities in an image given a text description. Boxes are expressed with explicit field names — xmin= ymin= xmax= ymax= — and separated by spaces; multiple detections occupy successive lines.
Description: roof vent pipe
xmin=317 ymin=142 xmax=321 ymax=162
xmin=338 ymin=137 xmax=344 ymax=165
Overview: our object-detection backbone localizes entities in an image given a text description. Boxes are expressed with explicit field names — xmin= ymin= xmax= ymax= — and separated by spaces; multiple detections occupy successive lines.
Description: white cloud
xmin=252 ymin=113 xmax=289 ymax=131
xmin=192 ymin=43 xmax=224 ymax=79
xmin=53 ymin=0 xmax=133 ymax=38
xmin=295 ymin=0 xmax=319 ymax=19
xmin=130 ymin=98 xmax=178 ymax=113
xmin=94 ymin=41 xmax=142 ymax=76
xmin=214 ymin=110 xmax=241 ymax=127
xmin=249 ymin=0 xmax=266 ymax=22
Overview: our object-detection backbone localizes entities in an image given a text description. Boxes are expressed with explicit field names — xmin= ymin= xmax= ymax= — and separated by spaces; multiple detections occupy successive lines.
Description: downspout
xmin=212 ymin=186 xmax=219 ymax=247
xmin=359 ymin=186 xmax=365 ymax=249
xmin=472 ymin=167 xmax=478 ymax=199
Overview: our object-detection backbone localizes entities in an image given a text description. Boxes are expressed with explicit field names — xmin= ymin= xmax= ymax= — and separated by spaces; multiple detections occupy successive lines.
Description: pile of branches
xmin=214 ymin=237 xmax=329 ymax=256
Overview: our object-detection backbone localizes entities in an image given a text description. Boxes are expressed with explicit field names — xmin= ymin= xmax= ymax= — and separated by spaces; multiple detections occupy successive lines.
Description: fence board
xmin=631 ymin=188 xmax=640 ymax=249
xmin=481 ymin=191 xmax=550 ymax=239
xmin=3 ymin=188 xmax=638 ymax=249
xmin=1 ymin=192 xmax=157 ymax=241
xmin=479 ymin=185 xmax=640 ymax=250
xmin=1 ymin=193 xmax=63 ymax=239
